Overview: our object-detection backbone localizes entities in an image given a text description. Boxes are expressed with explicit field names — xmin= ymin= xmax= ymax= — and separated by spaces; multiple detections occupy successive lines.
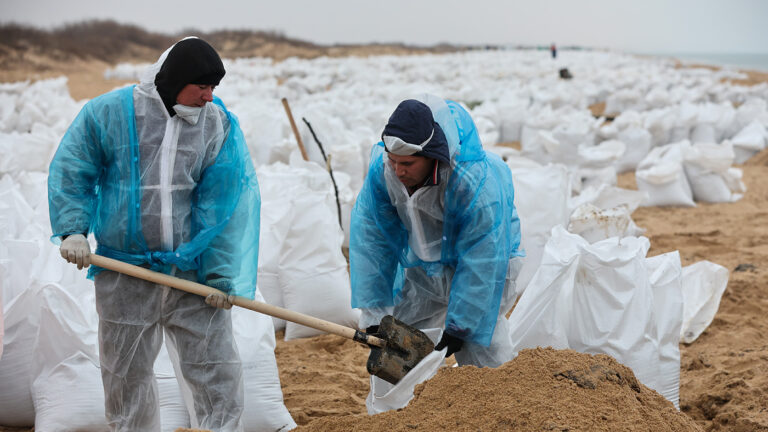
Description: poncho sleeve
xmin=350 ymin=145 xmax=407 ymax=309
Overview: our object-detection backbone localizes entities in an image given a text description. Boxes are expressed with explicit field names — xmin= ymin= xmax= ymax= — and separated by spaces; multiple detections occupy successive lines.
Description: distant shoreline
xmin=644 ymin=52 xmax=768 ymax=72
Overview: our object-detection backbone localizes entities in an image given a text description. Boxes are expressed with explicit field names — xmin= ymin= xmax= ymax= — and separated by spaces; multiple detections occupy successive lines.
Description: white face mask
xmin=173 ymin=104 xmax=203 ymax=125
xmin=383 ymin=128 xmax=434 ymax=156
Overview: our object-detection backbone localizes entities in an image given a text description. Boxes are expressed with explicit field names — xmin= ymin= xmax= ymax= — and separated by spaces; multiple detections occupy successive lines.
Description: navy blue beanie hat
xmin=382 ymin=99 xmax=450 ymax=163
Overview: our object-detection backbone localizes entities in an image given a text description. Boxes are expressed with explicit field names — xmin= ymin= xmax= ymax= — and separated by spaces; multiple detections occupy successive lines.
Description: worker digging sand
xmin=48 ymin=37 xmax=261 ymax=431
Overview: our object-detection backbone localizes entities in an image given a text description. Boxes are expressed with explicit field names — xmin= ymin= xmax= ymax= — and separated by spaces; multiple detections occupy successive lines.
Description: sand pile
xmin=274 ymin=333 xmax=371 ymax=424
xmin=295 ymin=347 xmax=702 ymax=432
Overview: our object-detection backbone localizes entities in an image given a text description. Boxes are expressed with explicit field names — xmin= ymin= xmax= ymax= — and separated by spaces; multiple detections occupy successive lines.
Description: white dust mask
xmin=383 ymin=128 xmax=434 ymax=156
xmin=173 ymin=104 xmax=203 ymax=125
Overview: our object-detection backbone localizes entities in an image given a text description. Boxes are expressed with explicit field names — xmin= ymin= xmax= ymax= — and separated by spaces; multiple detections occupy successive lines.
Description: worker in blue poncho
xmin=48 ymin=38 xmax=260 ymax=431
xmin=350 ymin=95 xmax=524 ymax=368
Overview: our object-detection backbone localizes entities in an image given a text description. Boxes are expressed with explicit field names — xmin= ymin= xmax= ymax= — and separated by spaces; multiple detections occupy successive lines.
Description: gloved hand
xmin=60 ymin=234 xmax=91 ymax=270
xmin=435 ymin=332 xmax=464 ymax=357
xmin=205 ymin=274 xmax=233 ymax=310
xmin=205 ymin=293 xmax=233 ymax=310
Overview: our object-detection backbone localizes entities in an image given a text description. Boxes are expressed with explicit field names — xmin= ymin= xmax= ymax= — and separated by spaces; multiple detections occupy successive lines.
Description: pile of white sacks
xmin=1 ymin=49 xmax=764 ymax=428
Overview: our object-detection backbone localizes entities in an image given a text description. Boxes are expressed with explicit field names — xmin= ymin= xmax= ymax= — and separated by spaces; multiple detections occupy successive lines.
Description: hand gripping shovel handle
xmin=89 ymin=254 xmax=385 ymax=348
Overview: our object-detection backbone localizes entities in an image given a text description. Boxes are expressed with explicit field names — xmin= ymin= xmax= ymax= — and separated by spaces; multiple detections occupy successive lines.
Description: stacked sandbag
xmin=679 ymin=261 xmax=729 ymax=344
xmin=0 ymin=286 xmax=39 ymax=426
xmin=470 ymin=101 xmax=502 ymax=146
xmin=0 ymin=79 xmax=82 ymax=177
xmin=614 ymin=126 xmax=653 ymax=173
xmin=507 ymin=157 xmax=571 ymax=295
xmin=683 ymin=141 xmax=746 ymax=203
xmin=636 ymin=140 xmax=696 ymax=207
xmin=232 ymin=297 xmax=296 ymax=431
xmin=729 ymin=120 xmax=767 ymax=163
xmin=571 ymin=166 xmax=618 ymax=194
xmin=577 ymin=139 xmax=625 ymax=170
xmin=1 ymin=282 xmax=192 ymax=431
xmin=508 ymin=226 xmax=684 ymax=407
xmin=255 ymin=158 xmax=359 ymax=340
xmin=30 ymin=283 xmax=108 ymax=431
xmin=567 ymin=184 xmax=647 ymax=243
xmin=646 ymin=251 xmax=684 ymax=409
xmin=495 ymin=95 xmax=529 ymax=142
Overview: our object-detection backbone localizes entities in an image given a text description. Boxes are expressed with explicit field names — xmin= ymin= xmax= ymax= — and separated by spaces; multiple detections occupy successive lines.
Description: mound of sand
xmin=296 ymin=347 xmax=701 ymax=432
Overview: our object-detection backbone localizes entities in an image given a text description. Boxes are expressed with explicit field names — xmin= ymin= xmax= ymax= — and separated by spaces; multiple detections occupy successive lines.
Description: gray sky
xmin=3 ymin=0 xmax=768 ymax=54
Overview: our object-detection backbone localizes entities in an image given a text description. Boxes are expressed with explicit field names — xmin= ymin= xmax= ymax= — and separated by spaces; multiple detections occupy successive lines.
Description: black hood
xmin=154 ymin=38 xmax=225 ymax=116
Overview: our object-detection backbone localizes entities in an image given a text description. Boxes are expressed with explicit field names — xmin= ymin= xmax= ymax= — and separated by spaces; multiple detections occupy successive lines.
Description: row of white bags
xmin=509 ymin=226 xmax=729 ymax=409
xmin=636 ymin=139 xmax=747 ymax=207
xmin=504 ymin=154 xmax=648 ymax=294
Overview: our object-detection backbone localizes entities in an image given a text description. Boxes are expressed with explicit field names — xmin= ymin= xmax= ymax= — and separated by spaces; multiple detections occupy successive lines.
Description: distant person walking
xmin=551 ymin=43 xmax=557 ymax=59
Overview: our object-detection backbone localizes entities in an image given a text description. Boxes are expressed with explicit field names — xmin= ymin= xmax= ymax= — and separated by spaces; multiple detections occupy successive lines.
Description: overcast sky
xmin=3 ymin=0 xmax=768 ymax=54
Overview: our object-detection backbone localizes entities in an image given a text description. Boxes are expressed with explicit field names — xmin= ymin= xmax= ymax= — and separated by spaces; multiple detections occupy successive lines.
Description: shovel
xmin=87 ymin=254 xmax=435 ymax=384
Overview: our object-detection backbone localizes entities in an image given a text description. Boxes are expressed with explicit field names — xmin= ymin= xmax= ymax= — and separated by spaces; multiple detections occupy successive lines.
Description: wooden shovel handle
xmin=281 ymin=97 xmax=310 ymax=161
xmin=89 ymin=254 xmax=385 ymax=348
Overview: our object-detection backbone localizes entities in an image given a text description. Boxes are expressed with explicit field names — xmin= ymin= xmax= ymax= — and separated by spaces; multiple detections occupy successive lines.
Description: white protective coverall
xmin=48 ymin=39 xmax=257 ymax=432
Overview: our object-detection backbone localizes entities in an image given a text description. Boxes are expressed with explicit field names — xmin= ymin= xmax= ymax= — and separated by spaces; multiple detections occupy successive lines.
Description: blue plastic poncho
xmin=48 ymin=85 xmax=260 ymax=299
xmin=350 ymin=98 xmax=523 ymax=346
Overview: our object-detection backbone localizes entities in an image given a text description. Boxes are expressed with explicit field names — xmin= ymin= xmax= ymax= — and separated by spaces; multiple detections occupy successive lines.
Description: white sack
xmin=683 ymin=142 xmax=745 ymax=203
xmin=509 ymin=163 xmax=571 ymax=295
xmin=509 ymin=226 xmax=662 ymax=393
xmin=234 ymin=293 xmax=296 ymax=431
xmin=0 ymin=285 xmax=40 ymax=426
xmin=605 ymin=88 xmax=643 ymax=115
xmin=298 ymin=105 xmax=368 ymax=192
xmin=550 ymin=122 xmax=595 ymax=166
xmin=636 ymin=141 xmax=695 ymax=207
xmin=569 ymin=184 xmax=647 ymax=215
xmin=690 ymin=103 xmax=721 ymax=144
xmin=680 ymin=261 xmax=729 ymax=344
xmin=573 ymin=166 xmax=618 ymax=192
xmin=614 ymin=127 xmax=653 ymax=173
xmin=644 ymin=107 xmax=674 ymax=147
xmin=730 ymin=120 xmax=767 ymax=164
xmin=567 ymin=204 xmax=643 ymax=243
xmin=568 ymin=184 xmax=647 ymax=241
xmin=646 ymin=251 xmax=683 ymax=409
xmin=669 ymin=103 xmax=698 ymax=143
xmin=497 ymin=99 xmax=528 ymax=142
xmin=474 ymin=115 xmax=501 ymax=147
xmin=521 ymin=128 xmax=559 ymax=164
xmin=366 ymin=328 xmax=445 ymax=415
xmin=234 ymin=102 xmax=292 ymax=166
xmin=0 ymin=287 xmax=3 ymax=361
xmin=577 ymin=139 xmax=625 ymax=169
xmin=279 ymin=158 xmax=359 ymax=340
xmin=637 ymin=162 xmax=696 ymax=207
xmin=690 ymin=123 xmax=717 ymax=144
xmin=256 ymin=166 xmax=296 ymax=331
xmin=31 ymin=283 xmax=107 ymax=432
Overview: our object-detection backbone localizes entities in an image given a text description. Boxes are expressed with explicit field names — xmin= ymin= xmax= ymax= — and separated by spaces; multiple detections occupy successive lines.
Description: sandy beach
xmin=1 ymin=51 xmax=767 ymax=431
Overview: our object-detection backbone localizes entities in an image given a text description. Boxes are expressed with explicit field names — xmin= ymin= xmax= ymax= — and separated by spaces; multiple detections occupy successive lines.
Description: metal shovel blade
xmin=366 ymin=315 xmax=436 ymax=384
